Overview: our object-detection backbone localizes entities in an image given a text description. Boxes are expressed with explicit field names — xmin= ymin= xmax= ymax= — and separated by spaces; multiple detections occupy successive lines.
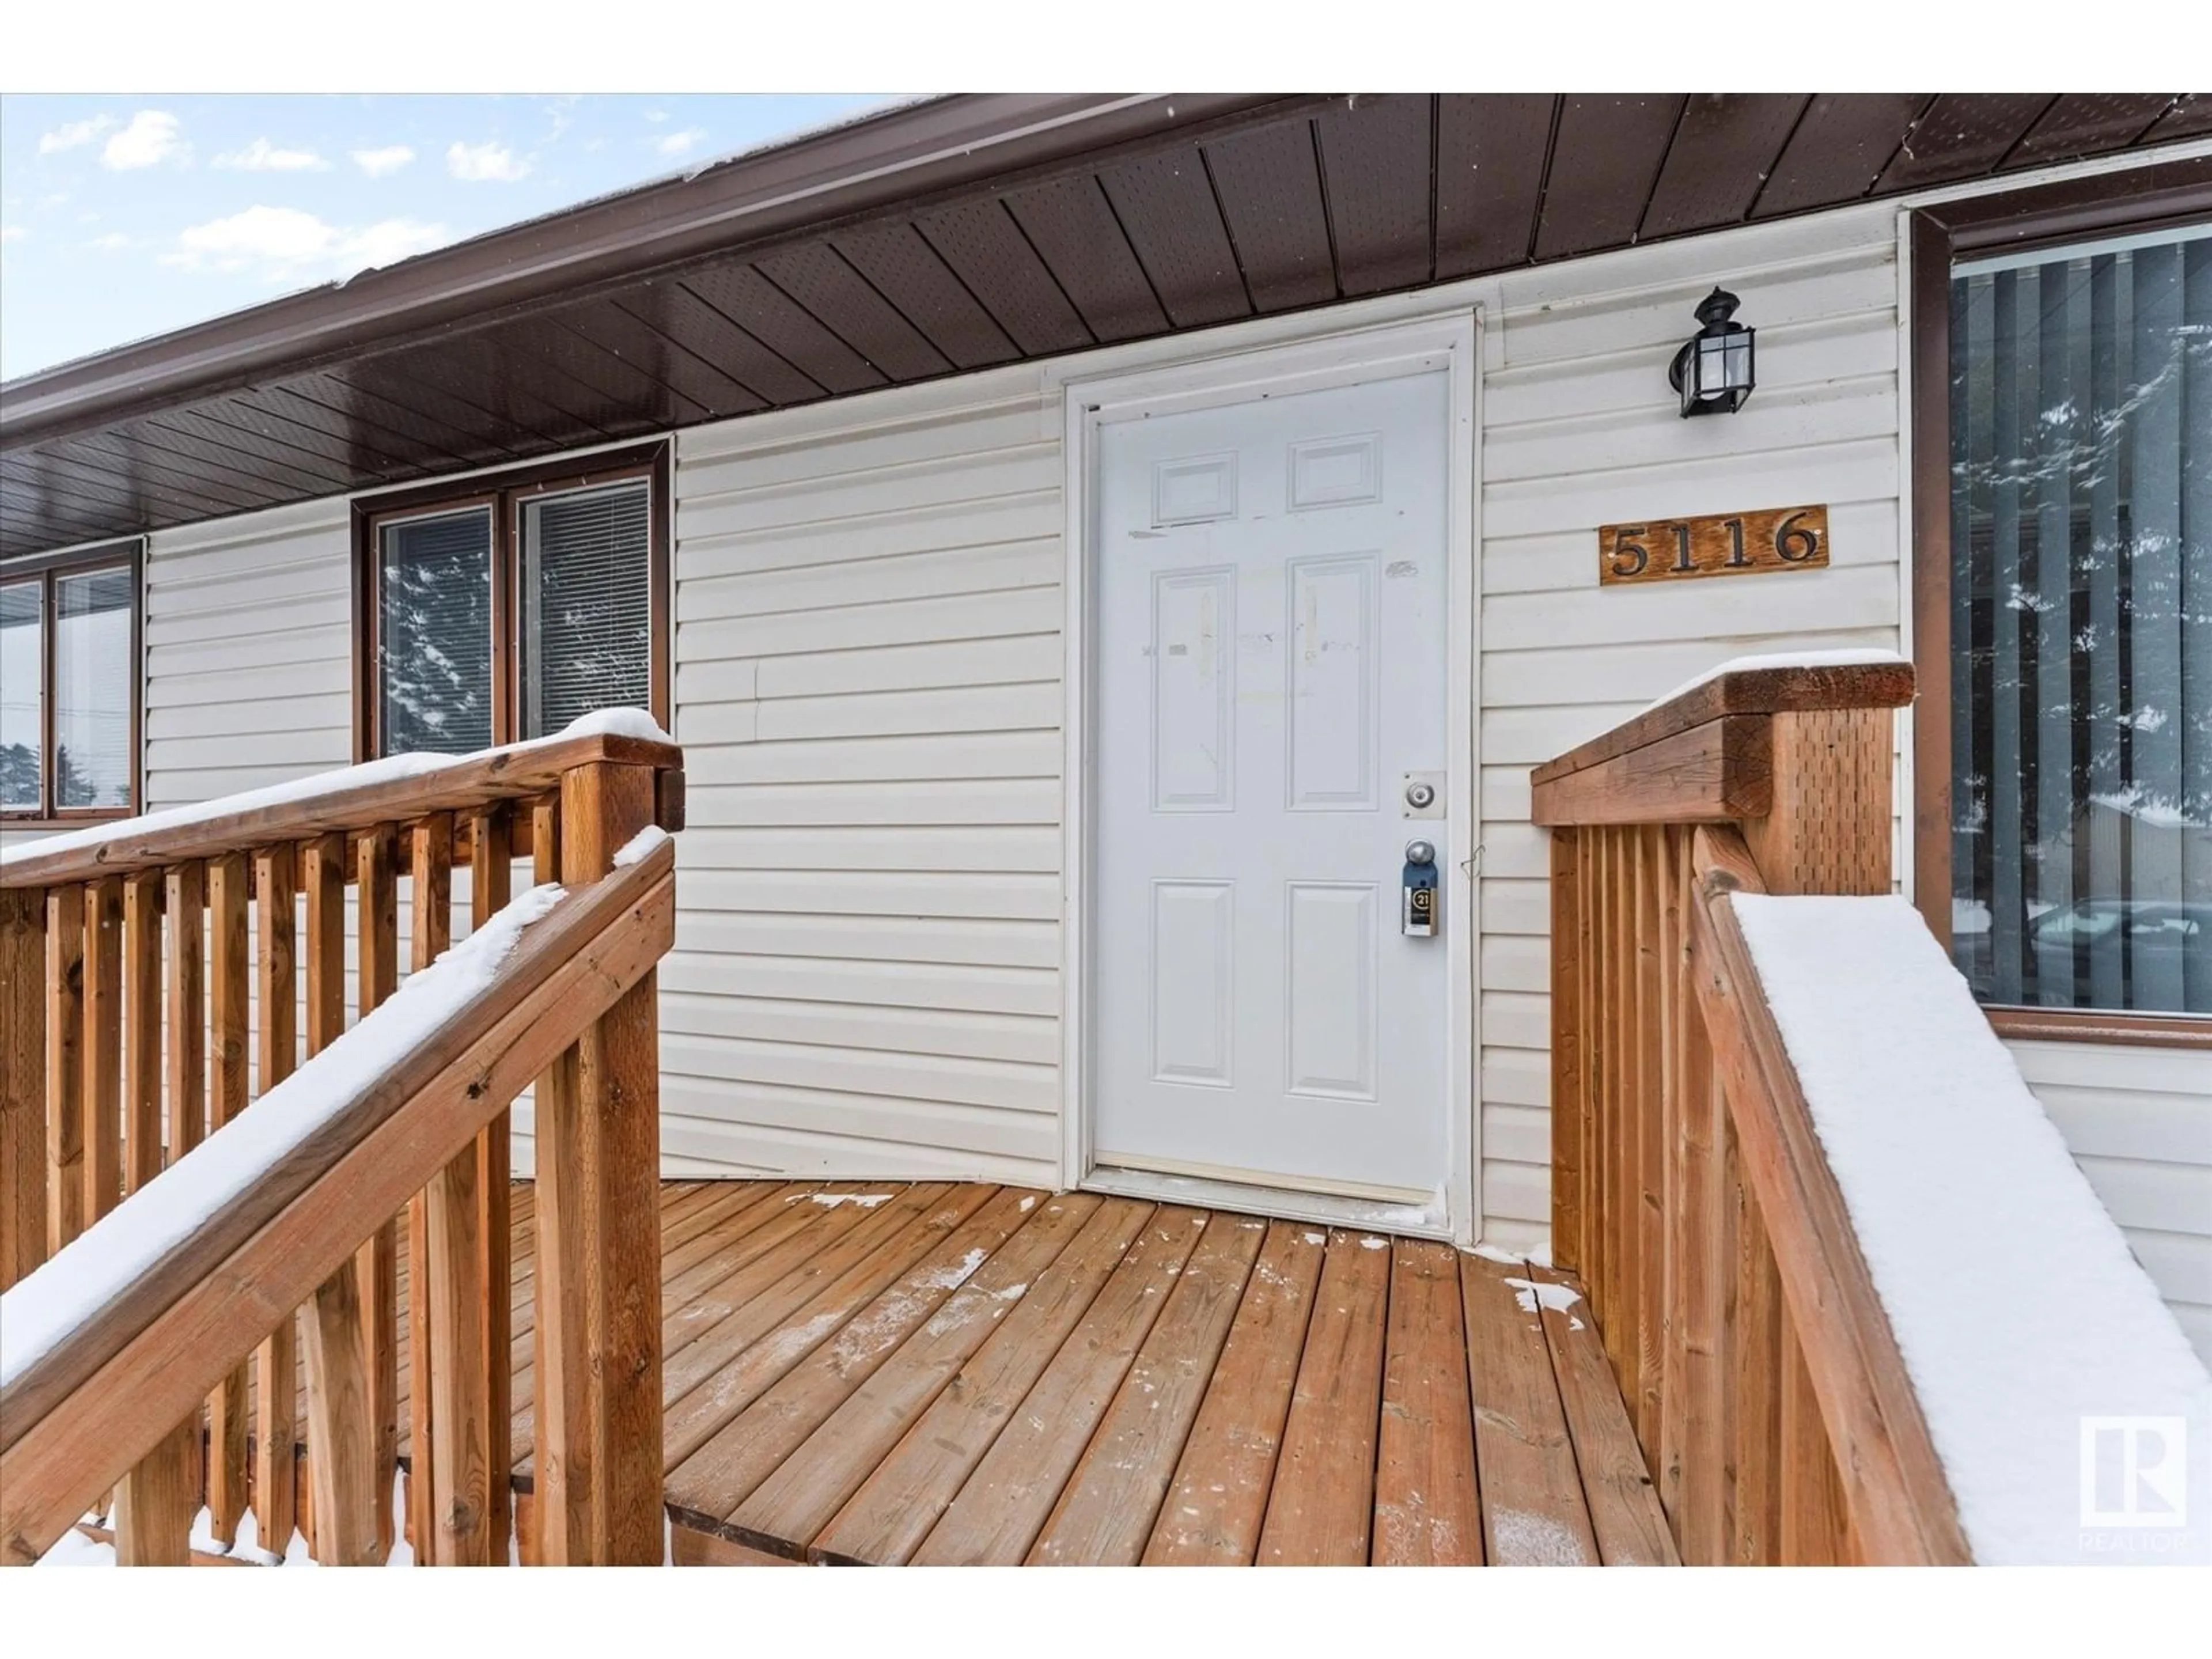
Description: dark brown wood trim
xmin=1918 ymin=153 xmax=2212 ymax=259
xmin=1984 ymin=1008 xmax=2212 ymax=1051
xmin=1907 ymin=209 xmax=1955 ymax=960
xmin=0 ymin=539 xmax=142 ymax=824
xmin=351 ymin=442 xmax=672 ymax=763
xmin=1908 ymin=157 xmax=2212 ymax=1041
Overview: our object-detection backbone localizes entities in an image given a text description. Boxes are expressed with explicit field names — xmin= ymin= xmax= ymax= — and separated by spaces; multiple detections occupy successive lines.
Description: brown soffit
xmin=0 ymin=93 xmax=1315 ymax=449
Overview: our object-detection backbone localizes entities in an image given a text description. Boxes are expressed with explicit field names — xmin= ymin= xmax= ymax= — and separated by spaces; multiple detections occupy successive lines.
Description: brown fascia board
xmin=0 ymin=92 xmax=1318 ymax=450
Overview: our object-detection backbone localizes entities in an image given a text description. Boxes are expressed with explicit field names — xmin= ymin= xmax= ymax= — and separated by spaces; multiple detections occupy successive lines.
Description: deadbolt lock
xmin=1402 ymin=771 xmax=1444 ymax=820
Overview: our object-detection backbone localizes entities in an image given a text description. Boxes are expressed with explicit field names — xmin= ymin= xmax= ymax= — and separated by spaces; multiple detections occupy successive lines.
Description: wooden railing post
xmin=0 ymin=888 xmax=45 ymax=1291
xmin=534 ymin=760 xmax=662 ymax=1565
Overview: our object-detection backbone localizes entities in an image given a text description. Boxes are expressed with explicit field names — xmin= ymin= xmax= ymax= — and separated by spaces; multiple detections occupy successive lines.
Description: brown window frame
xmin=1908 ymin=156 xmax=2212 ymax=1050
xmin=0 ymin=538 xmax=144 ymax=828
xmin=351 ymin=441 xmax=672 ymax=764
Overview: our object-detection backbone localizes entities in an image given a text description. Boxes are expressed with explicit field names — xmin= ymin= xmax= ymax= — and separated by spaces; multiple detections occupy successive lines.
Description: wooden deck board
xmin=365 ymin=1181 xmax=1665 ymax=1567
xmin=1253 ymin=1229 xmax=1393 ymax=1565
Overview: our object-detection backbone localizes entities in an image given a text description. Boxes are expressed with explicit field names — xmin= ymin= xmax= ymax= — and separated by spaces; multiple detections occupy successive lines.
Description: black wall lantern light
xmin=1668 ymin=287 xmax=1755 ymax=417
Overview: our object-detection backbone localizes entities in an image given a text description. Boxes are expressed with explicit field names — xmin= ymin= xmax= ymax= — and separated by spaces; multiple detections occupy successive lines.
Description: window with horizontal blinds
xmin=379 ymin=507 xmax=494 ymax=756
xmin=54 ymin=565 xmax=134 ymax=808
xmin=1948 ymin=225 xmax=2211 ymax=1014
xmin=521 ymin=480 xmax=653 ymax=740
xmin=0 ymin=579 xmax=42 ymax=809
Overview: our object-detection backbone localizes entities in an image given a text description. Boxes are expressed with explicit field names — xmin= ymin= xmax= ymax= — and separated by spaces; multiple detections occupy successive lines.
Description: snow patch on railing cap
xmin=0 ymin=880 xmax=567 ymax=1394
xmin=1641 ymin=647 xmax=1908 ymax=714
xmin=1731 ymin=891 xmax=2212 ymax=1565
xmin=612 ymin=825 xmax=671 ymax=868
xmin=550 ymin=707 xmax=674 ymax=745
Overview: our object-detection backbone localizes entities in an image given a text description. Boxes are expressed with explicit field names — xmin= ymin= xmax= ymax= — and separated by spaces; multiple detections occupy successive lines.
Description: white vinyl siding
xmin=2009 ymin=1039 xmax=2212 ymax=1362
xmin=143 ymin=498 xmax=354 ymax=808
xmin=634 ymin=372 xmax=1064 ymax=1187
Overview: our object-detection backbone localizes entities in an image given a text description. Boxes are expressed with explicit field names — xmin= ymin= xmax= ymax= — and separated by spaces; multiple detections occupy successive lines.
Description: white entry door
xmin=1090 ymin=368 xmax=1454 ymax=1205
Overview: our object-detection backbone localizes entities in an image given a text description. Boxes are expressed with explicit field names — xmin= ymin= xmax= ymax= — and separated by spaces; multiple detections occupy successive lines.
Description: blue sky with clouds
xmin=0 ymin=93 xmax=899 ymax=380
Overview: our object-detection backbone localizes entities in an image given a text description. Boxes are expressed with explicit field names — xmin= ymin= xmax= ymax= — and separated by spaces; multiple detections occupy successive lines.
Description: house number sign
xmin=1598 ymin=504 xmax=1829 ymax=586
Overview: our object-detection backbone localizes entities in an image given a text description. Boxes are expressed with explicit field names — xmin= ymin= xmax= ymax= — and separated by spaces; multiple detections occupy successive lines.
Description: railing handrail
xmin=0 ymin=836 xmax=677 ymax=1565
xmin=1683 ymin=824 xmax=1970 ymax=1565
xmin=0 ymin=724 xmax=683 ymax=890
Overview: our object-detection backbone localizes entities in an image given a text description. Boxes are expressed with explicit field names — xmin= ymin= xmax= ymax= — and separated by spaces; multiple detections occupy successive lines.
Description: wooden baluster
xmin=1671 ymin=829 xmax=1726 ymax=1565
xmin=252 ymin=843 xmax=300 ymax=1556
xmin=468 ymin=805 xmax=514 ymax=1562
xmin=111 ymin=870 xmax=196 ymax=1566
xmin=1634 ymin=825 xmax=1664 ymax=1463
xmin=1727 ymin=1156 xmax=1783 ymax=1565
xmin=528 ymin=789 xmax=580 ymax=1566
xmin=1548 ymin=828 xmax=1584 ymax=1276
xmin=204 ymin=854 xmax=251 ymax=1545
xmin=536 ymin=761 xmax=662 ymax=1565
xmin=1777 ymin=1313 xmax=1849 ymax=1564
xmin=408 ymin=813 xmax=478 ymax=1563
xmin=357 ymin=825 xmax=401 ymax=1560
xmin=298 ymin=832 xmax=381 ymax=1565
xmin=82 ymin=876 xmax=123 ymax=1230
xmin=0 ymin=887 xmax=46 ymax=1290
xmin=1578 ymin=827 xmax=1604 ymax=1328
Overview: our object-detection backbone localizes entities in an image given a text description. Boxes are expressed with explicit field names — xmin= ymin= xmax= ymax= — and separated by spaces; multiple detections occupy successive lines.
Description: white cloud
xmin=342 ymin=218 xmax=449 ymax=271
xmin=446 ymin=139 xmax=528 ymax=183
xmin=351 ymin=144 xmax=416 ymax=179
xmin=85 ymin=232 xmax=131 ymax=252
xmin=39 ymin=115 xmax=115 ymax=156
xmin=162 ymin=205 xmax=449 ymax=282
xmin=214 ymin=137 xmax=329 ymax=173
xmin=656 ymin=127 xmax=707 ymax=158
xmin=1 ymin=225 xmax=26 ymax=244
xmin=103 ymin=111 xmax=184 ymax=171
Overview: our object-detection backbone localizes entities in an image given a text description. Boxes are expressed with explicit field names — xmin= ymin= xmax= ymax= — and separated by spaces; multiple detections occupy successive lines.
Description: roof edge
xmin=0 ymin=92 xmax=1310 ymax=449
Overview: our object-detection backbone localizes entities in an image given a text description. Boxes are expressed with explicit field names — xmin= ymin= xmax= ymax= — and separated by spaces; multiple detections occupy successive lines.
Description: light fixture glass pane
xmin=1698 ymin=337 xmax=1728 ymax=394
xmin=521 ymin=481 xmax=652 ymax=740
xmin=1946 ymin=225 xmax=2212 ymax=1014
xmin=1726 ymin=338 xmax=1751 ymax=386
xmin=0 ymin=579 xmax=41 ymax=809
xmin=379 ymin=508 xmax=494 ymax=756
xmin=53 ymin=566 xmax=134 ymax=809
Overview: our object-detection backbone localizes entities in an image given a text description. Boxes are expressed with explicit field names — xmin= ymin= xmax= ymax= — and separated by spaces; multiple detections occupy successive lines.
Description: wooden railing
xmin=1533 ymin=660 xmax=1971 ymax=1565
xmin=0 ymin=725 xmax=684 ymax=1566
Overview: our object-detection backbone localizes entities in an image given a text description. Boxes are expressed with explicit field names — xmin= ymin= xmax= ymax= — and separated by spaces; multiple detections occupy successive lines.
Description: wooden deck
xmin=386 ymin=1180 xmax=1672 ymax=1566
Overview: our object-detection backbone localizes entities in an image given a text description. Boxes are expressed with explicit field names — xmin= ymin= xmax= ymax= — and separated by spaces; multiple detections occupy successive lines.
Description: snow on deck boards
xmin=270 ymin=1181 xmax=1667 ymax=1566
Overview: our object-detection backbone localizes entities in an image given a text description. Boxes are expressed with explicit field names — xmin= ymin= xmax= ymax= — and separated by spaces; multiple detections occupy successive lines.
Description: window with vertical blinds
xmin=379 ymin=507 xmax=494 ymax=756
xmin=521 ymin=480 xmax=653 ymax=739
xmin=1948 ymin=225 xmax=2211 ymax=1014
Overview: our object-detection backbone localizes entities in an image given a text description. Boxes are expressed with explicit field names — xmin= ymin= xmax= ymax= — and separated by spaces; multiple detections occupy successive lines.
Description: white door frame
xmin=1059 ymin=309 xmax=1483 ymax=1243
